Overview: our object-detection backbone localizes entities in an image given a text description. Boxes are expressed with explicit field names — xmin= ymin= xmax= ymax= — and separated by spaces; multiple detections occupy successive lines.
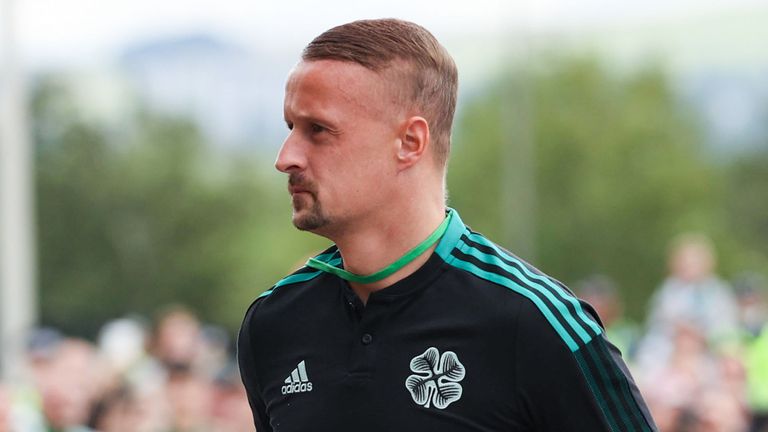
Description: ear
xmin=396 ymin=116 xmax=430 ymax=170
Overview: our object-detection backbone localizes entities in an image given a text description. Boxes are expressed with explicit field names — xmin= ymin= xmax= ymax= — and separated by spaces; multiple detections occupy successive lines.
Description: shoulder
xmin=240 ymin=245 xmax=340 ymax=333
xmin=438 ymin=227 xmax=604 ymax=352
xmin=436 ymin=225 xmax=659 ymax=430
xmin=259 ymin=246 xmax=341 ymax=301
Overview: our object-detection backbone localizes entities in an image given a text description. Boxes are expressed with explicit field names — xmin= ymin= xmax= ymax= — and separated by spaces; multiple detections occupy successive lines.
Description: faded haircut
xmin=302 ymin=18 xmax=458 ymax=167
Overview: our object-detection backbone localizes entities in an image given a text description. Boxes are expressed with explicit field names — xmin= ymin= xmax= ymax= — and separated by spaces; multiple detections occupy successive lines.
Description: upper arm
xmin=515 ymin=302 xmax=657 ymax=432
xmin=237 ymin=301 xmax=272 ymax=432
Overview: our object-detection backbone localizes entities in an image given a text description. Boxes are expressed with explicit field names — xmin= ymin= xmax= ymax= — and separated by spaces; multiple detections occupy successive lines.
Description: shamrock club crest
xmin=405 ymin=347 xmax=466 ymax=409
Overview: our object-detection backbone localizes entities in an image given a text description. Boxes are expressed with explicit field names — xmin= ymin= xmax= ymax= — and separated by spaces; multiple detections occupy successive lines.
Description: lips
xmin=288 ymin=186 xmax=310 ymax=195
xmin=288 ymin=174 xmax=315 ymax=196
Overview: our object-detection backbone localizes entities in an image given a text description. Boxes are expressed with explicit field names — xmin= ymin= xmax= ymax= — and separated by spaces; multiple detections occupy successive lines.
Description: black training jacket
xmin=238 ymin=209 xmax=658 ymax=432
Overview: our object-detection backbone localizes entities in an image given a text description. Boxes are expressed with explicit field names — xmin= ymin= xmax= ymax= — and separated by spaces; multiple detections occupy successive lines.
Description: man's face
xmin=276 ymin=60 xmax=401 ymax=234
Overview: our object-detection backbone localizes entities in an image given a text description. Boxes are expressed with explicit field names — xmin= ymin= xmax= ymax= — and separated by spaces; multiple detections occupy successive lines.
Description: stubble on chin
xmin=292 ymin=197 xmax=329 ymax=231
xmin=288 ymin=174 xmax=329 ymax=231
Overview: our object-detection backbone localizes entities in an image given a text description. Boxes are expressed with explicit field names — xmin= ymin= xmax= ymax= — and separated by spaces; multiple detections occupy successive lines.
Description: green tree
xmin=724 ymin=147 xmax=768 ymax=273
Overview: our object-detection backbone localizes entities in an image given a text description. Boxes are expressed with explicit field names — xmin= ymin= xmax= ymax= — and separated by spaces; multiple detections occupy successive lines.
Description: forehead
xmin=284 ymin=60 xmax=393 ymax=119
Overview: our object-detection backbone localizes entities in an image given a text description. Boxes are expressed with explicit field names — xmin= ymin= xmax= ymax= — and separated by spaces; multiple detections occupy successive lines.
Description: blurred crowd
xmin=0 ymin=306 xmax=252 ymax=432
xmin=580 ymin=234 xmax=768 ymax=432
xmin=1 ymin=233 xmax=768 ymax=432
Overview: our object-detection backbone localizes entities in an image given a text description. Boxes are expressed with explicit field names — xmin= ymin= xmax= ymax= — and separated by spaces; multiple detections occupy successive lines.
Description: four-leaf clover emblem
xmin=405 ymin=347 xmax=465 ymax=409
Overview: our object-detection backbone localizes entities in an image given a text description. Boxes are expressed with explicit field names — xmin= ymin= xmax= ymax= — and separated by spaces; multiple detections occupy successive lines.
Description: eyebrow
xmin=284 ymin=112 xmax=339 ymax=130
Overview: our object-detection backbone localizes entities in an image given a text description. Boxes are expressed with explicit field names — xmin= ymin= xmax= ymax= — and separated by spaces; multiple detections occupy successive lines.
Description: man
xmin=238 ymin=18 xmax=657 ymax=431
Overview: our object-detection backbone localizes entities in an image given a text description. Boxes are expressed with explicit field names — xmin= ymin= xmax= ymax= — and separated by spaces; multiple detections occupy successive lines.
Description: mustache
xmin=288 ymin=174 xmax=317 ymax=194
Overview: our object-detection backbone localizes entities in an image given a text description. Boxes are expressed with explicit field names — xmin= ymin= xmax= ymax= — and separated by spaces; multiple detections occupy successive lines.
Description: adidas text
xmin=281 ymin=382 xmax=313 ymax=394
xmin=281 ymin=360 xmax=313 ymax=395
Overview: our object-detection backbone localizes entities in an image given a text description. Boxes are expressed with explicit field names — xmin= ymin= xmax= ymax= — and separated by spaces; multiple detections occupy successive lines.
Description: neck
xmin=332 ymin=199 xmax=446 ymax=304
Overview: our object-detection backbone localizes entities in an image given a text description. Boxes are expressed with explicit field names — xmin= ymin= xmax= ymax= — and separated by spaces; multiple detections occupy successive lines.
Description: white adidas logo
xmin=281 ymin=360 xmax=313 ymax=395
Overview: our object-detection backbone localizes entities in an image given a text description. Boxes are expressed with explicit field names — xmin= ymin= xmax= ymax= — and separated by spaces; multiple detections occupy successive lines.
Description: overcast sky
xmin=9 ymin=0 xmax=767 ymax=67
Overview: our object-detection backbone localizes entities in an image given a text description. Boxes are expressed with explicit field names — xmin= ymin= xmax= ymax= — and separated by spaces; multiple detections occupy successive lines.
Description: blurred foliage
xmin=31 ymin=56 xmax=768 ymax=334
xmin=33 ymin=78 xmax=326 ymax=337
xmin=449 ymin=56 xmax=766 ymax=319
xmin=723 ymin=147 xmax=768 ymax=272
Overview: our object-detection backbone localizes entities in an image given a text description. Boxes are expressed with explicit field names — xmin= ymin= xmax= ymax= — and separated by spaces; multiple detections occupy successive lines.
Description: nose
xmin=274 ymin=131 xmax=306 ymax=174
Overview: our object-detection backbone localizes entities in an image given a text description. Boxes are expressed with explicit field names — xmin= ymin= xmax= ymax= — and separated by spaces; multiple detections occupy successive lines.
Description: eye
xmin=285 ymin=121 xmax=294 ymax=130
xmin=310 ymin=123 xmax=325 ymax=134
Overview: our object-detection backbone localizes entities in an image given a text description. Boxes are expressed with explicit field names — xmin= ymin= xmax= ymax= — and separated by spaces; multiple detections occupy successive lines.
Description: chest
xmin=254 ymin=296 xmax=524 ymax=432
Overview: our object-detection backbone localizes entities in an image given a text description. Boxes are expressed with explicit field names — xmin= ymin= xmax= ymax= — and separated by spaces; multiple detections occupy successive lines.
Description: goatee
xmin=289 ymin=174 xmax=330 ymax=231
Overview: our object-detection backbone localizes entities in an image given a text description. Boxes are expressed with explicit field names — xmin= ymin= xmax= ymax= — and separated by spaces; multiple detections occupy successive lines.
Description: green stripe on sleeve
xmin=459 ymin=239 xmax=595 ymax=345
xmin=574 ymin=348 xmax=622 ymax=432
xmin=582 ymin=343 xmax=638 ymax=432
xmin=467 ymin=233 xmax=603 ymax=337
xmin=448 ymin=256 xmax=580 ymax=351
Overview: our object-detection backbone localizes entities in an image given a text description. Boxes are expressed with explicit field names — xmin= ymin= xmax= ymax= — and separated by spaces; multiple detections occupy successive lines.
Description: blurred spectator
xmin=636 ymin=234 xmax=754 ymax=432
xmin=642 ymin=322 xmax=721 ymax=431
xmin=641 ymin=320 xmax=750 ymax=431
xmin=91 ymin=384 xmax=171 ymax=432
xmin=168 ymin=371 xmax=213 ymax=431
xmin=198 ymin=325 xmax=232 ymax=380
xmin=694 ymin=386 xmax=749 ymax=432
xmin=210 ymin=364 xmax=254 ymax=432
xmin=638 ymin=233 xmax=739 ymax=373
xmin=576 ymin=274 xmax=641 ymax=361
xmin=98 ymin=317 xmax=150 ymax=377
xmin=93 ymin=317 xmax=171 ymax=432
xmin=31 ymin=338 xmax=104 ymax=432
xmin=149 ymin=305 xmax=204 ymax=374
